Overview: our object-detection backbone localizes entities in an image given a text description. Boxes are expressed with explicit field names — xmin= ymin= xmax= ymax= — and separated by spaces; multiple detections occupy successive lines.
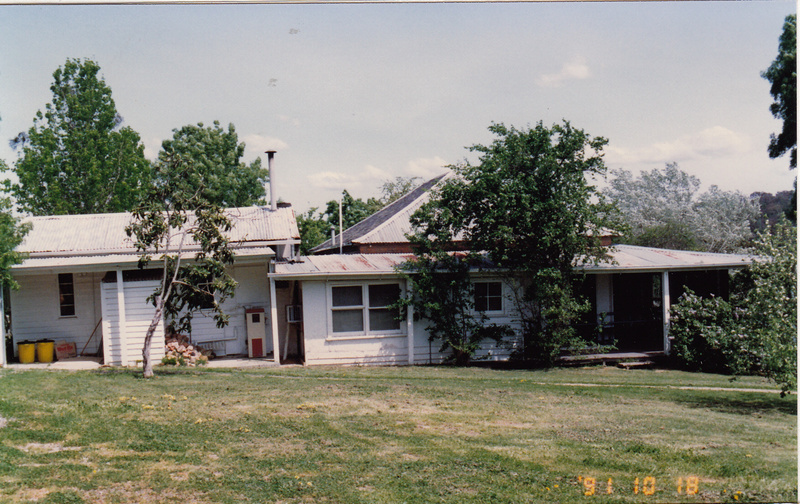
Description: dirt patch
xmin=83 ymin=482 xmax=213 ymax=504
xmin=18 ymin=443 xmax=81 ymax=455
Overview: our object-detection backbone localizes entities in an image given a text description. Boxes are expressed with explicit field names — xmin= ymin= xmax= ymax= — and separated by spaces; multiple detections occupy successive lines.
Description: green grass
xmin=0 ymin=365 xmax=795 ymax=503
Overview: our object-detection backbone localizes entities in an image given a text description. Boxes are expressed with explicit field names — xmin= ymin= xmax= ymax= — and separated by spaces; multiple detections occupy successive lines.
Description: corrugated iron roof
xmin=13 ymin=247 xmax=276 ymax=273
xmin=14 ymin=206 xmax=298 ymax=270
xmin=276 ymin=245 xmax=751 ymax=278
xmin=18 ymin=206 xmax=299 ymax=256
xmin=274 ymin=253 xmax=415 ymax=277
xmin=311 ymin=174 xmax=448 ymax=253
xmin=578 ymin=245 xmax=752 ymax=272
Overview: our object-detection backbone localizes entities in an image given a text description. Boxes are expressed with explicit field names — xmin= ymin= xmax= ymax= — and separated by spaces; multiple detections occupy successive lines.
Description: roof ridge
xmin=353 ymin=175 xmax=446 ymax=244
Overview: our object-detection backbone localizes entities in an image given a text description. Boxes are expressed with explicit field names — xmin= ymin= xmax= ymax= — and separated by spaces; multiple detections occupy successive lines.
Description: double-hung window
xmin=474 ymin=281 xmax=503 ymax=313
xmin=330 ymin=283 xmax=402 ymax=336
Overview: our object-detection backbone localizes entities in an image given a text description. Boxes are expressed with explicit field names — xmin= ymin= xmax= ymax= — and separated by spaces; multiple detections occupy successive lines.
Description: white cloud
xmin=241 ymin=134 xmax=289 ymax=161
xmin=536 ymin=58 xmax=591 ymax=88
xmin=605 ymin=126 xmax=751 ymax=165
xmin=404 ymin=156 xmax=450 ymax=179
xmin=142 ymin=137 xmax=162 ymax=161
xmin=277 ymin=114 xmax=301 ymax=127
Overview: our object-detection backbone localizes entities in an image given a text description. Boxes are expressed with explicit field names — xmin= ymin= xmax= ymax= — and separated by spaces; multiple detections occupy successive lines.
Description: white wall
xmin=174 ymin=264 xmax=270 ymax=357
xmin=101 ymin=278 xmax=165 ymax=366
xmin=10 ymin=272 xmax=104 ymax=357
xmin=300 ymin=276 xmax=522 ymax=366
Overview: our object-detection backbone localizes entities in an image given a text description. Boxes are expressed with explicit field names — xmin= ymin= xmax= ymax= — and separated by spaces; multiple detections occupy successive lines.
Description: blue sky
xmin=0 ymin=2 xmax=795 ymax=212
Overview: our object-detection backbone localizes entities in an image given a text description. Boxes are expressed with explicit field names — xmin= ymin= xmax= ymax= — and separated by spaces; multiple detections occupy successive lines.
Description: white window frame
xmin=327 ymin=281 xmax=405 ymax=339
xmin=473 ymin=280 xmax=505 ymax=315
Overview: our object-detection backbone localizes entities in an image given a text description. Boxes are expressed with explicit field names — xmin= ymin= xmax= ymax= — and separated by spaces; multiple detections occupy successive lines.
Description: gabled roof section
xmin=14 ymin=206 xmax=300 ymax=270
xmin=310 ymin=173 xmax=448 ymax=254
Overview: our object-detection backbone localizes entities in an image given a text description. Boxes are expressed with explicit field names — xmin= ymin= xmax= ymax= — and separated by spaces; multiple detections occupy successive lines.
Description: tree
xmin=604 ymin=163 xmax=759 ymax=253
xmin=762 ymin=14 xmax=797 ymax=169
xmin=157 ymin=121 xmax=267 ymax=208
xmin=126 ymin=153 xmax=238 ymax=378
xmin=670 ymin=221 xmax=796 ymax=395
xmin=379 ymin=176 xmax=422 ymax=205
xmin=407 ymin=121 xmax=615 ymax=365
xmin=5 ymin=58 xmax=151 ymax=215
xmin=296 ymin=207 xmax=330 ymax=255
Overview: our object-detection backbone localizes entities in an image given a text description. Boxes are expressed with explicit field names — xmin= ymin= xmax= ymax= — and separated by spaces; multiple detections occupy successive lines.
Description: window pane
xmin=332 ymin=286 xmax=363 ymax=307
xmin=59 ymin=273 xmax=75 ymax=317
xmin=368 ymin=284 xmax=400 ymax=308
xmin=369 ymin=308 xmax=401 ymax=331
xmin=332 ymin=309 xmax=364 ymax=332
xmin=475 ymin=282 xmax=502 ymax=312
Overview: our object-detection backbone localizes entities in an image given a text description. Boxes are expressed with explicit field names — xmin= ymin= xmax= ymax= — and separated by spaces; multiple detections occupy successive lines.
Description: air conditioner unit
xmin=286 ymin=305 xmax=302 ymax=323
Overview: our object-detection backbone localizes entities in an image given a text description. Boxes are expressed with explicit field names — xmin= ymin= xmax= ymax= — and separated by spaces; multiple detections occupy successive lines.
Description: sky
xmin=0 ymin=1 xmax=796 ymax=213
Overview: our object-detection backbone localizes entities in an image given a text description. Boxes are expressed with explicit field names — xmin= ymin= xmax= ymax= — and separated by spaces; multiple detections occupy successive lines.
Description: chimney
xmin=266 ymin=150 xmax=277 ymax=211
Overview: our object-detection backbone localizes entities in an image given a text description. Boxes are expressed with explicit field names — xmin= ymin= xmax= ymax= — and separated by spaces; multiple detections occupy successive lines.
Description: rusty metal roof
xmin=274 ymin=253 xmax=416 ymax=277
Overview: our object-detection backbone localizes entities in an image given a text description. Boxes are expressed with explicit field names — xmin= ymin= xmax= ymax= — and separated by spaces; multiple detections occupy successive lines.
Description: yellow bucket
xmin=18 ymin=342 xmax=35 ymax=364
xmin=36 ymin=340 xmax=55 ymax=363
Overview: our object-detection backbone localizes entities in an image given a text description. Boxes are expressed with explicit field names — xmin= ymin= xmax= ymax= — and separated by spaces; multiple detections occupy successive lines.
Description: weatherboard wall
xmin=10 ymin=272 xmax=104 ymax=357
xmin=298 ymin=276 xmax=522 ymax=366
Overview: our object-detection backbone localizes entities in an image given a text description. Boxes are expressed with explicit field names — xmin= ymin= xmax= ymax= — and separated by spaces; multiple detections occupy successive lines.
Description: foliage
xmin=399 ymin=248 xmax=512 ymax=365
xmin=296 ymin=207 xmax=330 ymax=255
xmin=605 ymin=163 xmax=759 ymax=252
xmin=670 ymin=222 xmax=797 ymax=395
xmin=298 ymin=178 xmax=422 ymax=252
xmin=669 ymin=291 xmax=738 ymax=374
xmin=5 ymin=58 xmax=151 ymax=215
xmin=750 ymin=189 xmax=795 ymax=230
xmin=379 ymin=176 xmax=422 ymax=205
xmin=157 ymin=121 xmax=267 ymax=207
xmin=408 ymin=121 xmax=614 ymax=365
xmin=762 ymin=14 xmax=797 ymax=169
xmin=126 ymin=153 xmax=238 ymax=378
xmin=0 ymin=162 xmax=30 ymax=290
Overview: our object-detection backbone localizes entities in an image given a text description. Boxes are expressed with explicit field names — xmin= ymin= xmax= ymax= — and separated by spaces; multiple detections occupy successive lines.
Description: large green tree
xmin=604 ymin=163 xmax=759 ymax=253
xmin=126 ymin=153 xmax=238 ymax=379
xmin=762 ymin=14 xmax=797 ymax=169
xmin=157 ymin=121 xmax=267 ymax=208
xmin=407 ymin=122 xmax=615 ymax=365
xmin=6 ymin=58 xmax=150 ymax=215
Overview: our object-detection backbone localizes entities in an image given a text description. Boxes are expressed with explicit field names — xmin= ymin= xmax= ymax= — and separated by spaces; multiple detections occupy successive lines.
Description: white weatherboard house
xmin=7 ymin=175 xmax=752 ymax=367
xmin=274 ymin=175 xmax=752 ymax=365
xmin=9 ymin=206 xmax=300 ymax=366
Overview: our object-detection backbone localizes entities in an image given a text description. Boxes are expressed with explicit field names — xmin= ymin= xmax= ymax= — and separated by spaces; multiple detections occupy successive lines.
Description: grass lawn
xmin=0 ymin=365 xmax=795 ymax=503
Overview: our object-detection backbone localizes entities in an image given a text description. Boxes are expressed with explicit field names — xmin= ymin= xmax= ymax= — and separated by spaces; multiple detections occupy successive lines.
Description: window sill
xmin=326 ymin=333 xmax=407 ymax=342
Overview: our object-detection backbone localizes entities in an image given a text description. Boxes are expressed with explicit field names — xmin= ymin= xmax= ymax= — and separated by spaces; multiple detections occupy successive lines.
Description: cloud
xmin=404 ymin=156 xmax=450 ymax=179
xmin=241 ymin=134 xmax=289 ymax=160
xmin=142 ymin=137 xmax=162 ymax=161
xmin=536 ymin=58 xmax=591 ymax=88
xmin=276 ymin=114 xmax=301 ymax=127
xmin=605 ymin=126 xmax=751 ymax=165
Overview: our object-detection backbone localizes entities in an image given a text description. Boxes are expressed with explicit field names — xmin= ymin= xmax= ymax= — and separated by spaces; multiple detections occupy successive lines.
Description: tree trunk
xmin=142 ymin=303 xmax=164 ymax=379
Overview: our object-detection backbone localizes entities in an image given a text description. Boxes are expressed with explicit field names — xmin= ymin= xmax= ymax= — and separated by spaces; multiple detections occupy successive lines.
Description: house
xmin=275 ymin=175 xmax=751 ymax=365
xmin=9 ymin=205 xmax=300 ymax=366
xmin=6 ymin=174 xmax=752 ymax=367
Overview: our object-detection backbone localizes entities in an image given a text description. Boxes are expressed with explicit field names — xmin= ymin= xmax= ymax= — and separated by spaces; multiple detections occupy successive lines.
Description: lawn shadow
xmin=669 ymin=391 xmax=797 ymax=416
